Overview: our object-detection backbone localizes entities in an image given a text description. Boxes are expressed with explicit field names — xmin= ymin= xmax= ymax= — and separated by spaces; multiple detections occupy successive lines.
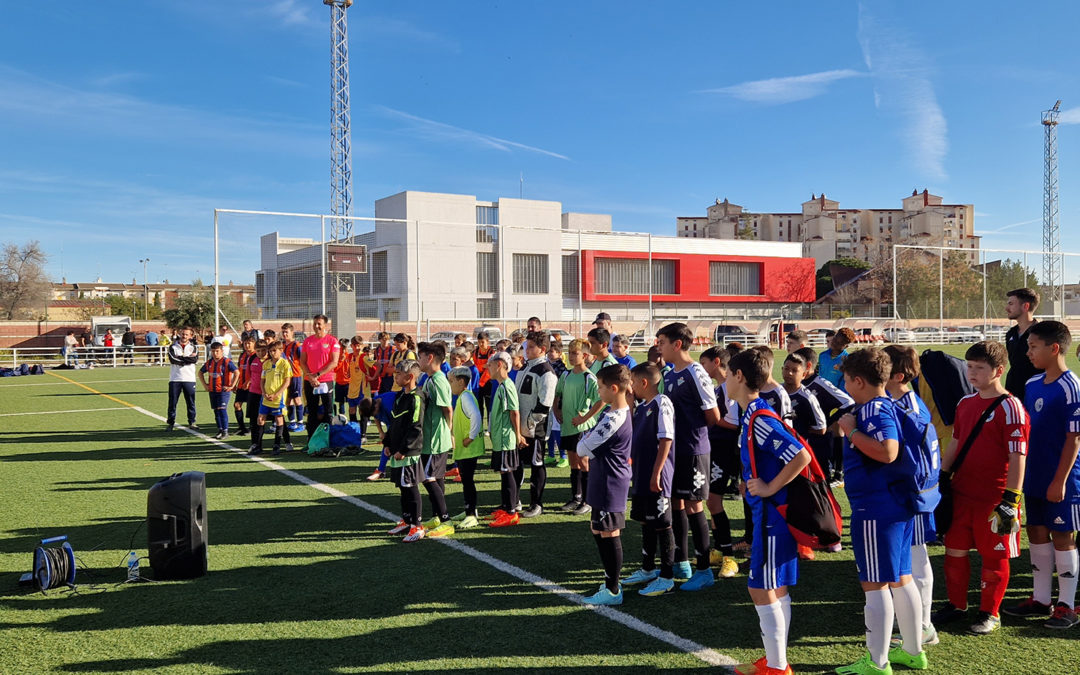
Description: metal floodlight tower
xmin=325 ymin=0 xmax=357 ymax=330
xmin=1043 ymin=100 xmax=1061 ymax=306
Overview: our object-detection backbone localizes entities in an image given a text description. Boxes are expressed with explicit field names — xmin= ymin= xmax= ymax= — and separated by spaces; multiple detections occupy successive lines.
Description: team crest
xmin=1035 ymin=398 xmax=1044 ymax=412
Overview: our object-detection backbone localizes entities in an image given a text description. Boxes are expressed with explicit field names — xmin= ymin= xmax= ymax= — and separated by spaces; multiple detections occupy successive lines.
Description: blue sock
xmin=378 ymin=452 xmax=389 ymax=472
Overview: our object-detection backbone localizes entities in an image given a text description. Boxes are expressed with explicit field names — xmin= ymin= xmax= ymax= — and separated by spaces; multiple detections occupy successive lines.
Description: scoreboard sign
xmin=327 ymin=244 xmax=367 ymax=273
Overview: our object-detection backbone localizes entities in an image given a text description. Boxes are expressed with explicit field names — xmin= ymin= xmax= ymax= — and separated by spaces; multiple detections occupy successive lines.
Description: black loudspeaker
xmin=147 ymin=471 xmax=208 ymax=580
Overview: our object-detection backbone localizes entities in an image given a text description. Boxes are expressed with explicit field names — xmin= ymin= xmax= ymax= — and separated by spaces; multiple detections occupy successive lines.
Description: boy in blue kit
xmin=622 ymin=362 xmax=678 ymax=597
xmin=728 ymin=348 xmax=811 ymax=675
xmin=836 ymin=348 xmax=926 ymax=674
xmin=656 ymin=322 xmax=721 ymax=590
xmin=1003 ymin=320 xmax=1080 ymax=628
xmin=576 ymin=364 xmax=633 ymax=606
xmin=883 ymin=345 xmax=939 ymax=645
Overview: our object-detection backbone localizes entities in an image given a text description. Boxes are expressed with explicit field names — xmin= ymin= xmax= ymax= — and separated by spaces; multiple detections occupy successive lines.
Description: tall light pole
xmin=139 ymin=258 xmax=150 ymax=321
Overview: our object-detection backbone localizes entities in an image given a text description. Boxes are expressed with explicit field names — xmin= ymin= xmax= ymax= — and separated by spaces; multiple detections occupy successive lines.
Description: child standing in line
xmin=621 ymin=362 xmax=678 ymax=597
xmin=554 ymin=339 xmax=601 ymax=516
xmin=576 ymin=363 xmax=634 ymax=606
xmin=385 ymin=359 xmax=427 ymax=543
xmin=418 ymin=342 xmax=455 ymax=537
xmin=487 ymin=351 xmax=523 ymax=528
xmin=728 ymin=348 xmax=812 ymax=675
xmin=232 ymin=335 xmax=257 ymax=437
xmin=246 ymin=340 xmax=267 ymax=453
xmin=699 ymin=346 xmax=741 ymax=578
xmin=449 ymin=366 xmax=484 ymax=529
xmin=280 ymin=323 xmax=304 ymax=431
xmin=346 ymin=339 xmax=368 ymax=423
xmin=256 ymin=341 xmax=294 ymax=456
xmin=199 ymin=341 xmax=238 ymax=440
xmin=515 ymin=331 xmax=559 ymax=518
xmin=334 ymin=338 xmax=351 ymax=416
xmin=782 ymin=351 xmax=828 ymax=563
xmin=546 ymin=341 xmax=569 ymax=467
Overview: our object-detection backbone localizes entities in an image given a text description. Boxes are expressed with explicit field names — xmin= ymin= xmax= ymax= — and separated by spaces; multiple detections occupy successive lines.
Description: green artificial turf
xmin=0 ymin=347 xmax=1077 ymax=673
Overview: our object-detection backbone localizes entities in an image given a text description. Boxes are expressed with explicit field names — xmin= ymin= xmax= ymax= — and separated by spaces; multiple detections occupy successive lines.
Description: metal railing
xmin=1 ymin=345 xmax=210 ymax=369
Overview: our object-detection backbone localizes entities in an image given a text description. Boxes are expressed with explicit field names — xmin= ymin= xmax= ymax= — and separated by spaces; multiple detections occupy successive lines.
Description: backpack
xmin=328 ymin=422 xmax=366 ymax=448
xmin=305 ymin=423 xmax=331 ymax=455
xmin=747 ymin=408 xmax=843 ymax=548
xmin=889 ymin=407 xmax=942 ymax=514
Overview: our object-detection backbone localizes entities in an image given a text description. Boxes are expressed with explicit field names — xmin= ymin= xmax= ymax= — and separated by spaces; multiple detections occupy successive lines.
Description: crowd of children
xmin=180 ymin=298 xmax=1078 ymax=674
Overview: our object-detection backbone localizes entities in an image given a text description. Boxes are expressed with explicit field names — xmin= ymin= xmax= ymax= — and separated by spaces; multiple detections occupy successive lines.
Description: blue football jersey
xmin=740 ymin=397 xmax=804 ymax=518
xmin=844 ymin=396 xmax=908 ymax=519
xmin=1023 ymin=371 xmax=1080 ymax=500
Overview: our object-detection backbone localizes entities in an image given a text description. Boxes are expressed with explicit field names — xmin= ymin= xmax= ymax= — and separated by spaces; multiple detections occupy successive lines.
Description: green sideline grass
xmin=0 ymin=347 xmax=1077 ymax=673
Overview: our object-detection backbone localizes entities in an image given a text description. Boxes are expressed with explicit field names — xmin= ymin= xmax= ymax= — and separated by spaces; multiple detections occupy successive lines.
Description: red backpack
xmin=747 ymin=408 xmax=843 ymax=548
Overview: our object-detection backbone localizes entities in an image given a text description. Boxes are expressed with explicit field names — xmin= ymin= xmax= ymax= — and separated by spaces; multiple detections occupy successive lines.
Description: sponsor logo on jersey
xmin=773 ymin=439 xmax=783 ymax=450
xmin=676 ymin=377 xmax=685 ymax=387
xmin=865 ymin=422 xmax=876 ymax=431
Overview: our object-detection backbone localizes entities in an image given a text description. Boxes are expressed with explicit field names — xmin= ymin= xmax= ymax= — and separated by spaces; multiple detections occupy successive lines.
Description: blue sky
xmin=2 ymin=1 xmax=1080 ymax=285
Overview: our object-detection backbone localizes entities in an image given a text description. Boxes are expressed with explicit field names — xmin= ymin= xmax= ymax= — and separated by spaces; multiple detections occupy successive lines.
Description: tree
xmin=0 ymin=241 xmax=50 ymax=320
xmin=816 ymin=257 xmax=871 ymax=298
xmin=163 ymin=293 xmax=215 ymax=332
xmin=105 ymin=294 xmax=163 ymax=320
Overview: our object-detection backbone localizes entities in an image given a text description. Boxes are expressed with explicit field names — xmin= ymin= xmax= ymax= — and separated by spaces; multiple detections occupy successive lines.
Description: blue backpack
xmin=889 ymin=407 xmax=942 ymax=514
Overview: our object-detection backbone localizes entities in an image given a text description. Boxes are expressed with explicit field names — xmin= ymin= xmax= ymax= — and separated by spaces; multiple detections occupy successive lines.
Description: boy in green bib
xmin=449 ymin=366 xmax=484 ymax=529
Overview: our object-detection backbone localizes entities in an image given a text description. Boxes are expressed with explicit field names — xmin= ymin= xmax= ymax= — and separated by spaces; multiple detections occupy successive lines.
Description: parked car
xmin=547 ymin=328 xmax=574 ymax=344
xmin=473 ymin=326 xmax=503 ymax=342
xmin=883 ymin=327 xmax=916 ymax=343
xmin=953 ymin=326 xmax=985 ymax=343
xmin=714 ymin=324 xmax=750 ymax=343
xmin=429 ymin=330 xmax=460 ymax=343
xmin=293 ymin=331 xmax=307 ymax=344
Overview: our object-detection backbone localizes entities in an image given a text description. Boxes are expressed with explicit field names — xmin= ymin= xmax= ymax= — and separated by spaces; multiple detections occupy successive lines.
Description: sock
xmin=712 ymin=510 xmax=733 ymax=556
xmin=599 ymin=536 xmax=623 ymax=594
xmin=641 ymin=522 xmax=657 ymax=571
xmin=911 ymin=544 xmax=934 ymax=627
xmin=349 ymin=411 xmax=357 ymax=422
xmin=514 ymin=462 xmax=525 ymax=491
xmin=377 ymin=452 xmax=389 ymax=472
xmin=779 ymin=593 xmax=792 ymax=644
xmin=980 ymin=556 xmax=1010 ymax=616
xmin=531 ymin=464 xmax=547 ymax=507
xmin=406 ymin=484 xmax=422 ymax=525
xmin=459 ymin=459 xmax=478 ymax=516
xmin=234 ymin=408 xmax=246 ymax=431
xmin=893 ymin=581 xmax=923 ymax=657
xmin=1055 ymin=548 xmax=1079 ymax=608
xmin=502 ymin=472 xmax=519 ymax=512
xmin=944 ymin=553 xmax=971 ymax=610
xmin=570 ymin=469 xmax=582 ymax=502
xmin=282 ymin=425 xmax=291 ymax=443
xmin=252 ymin=423 xmax=263 ymax=449
xmin=273 ymin=425 xmax=283 ymax=448
xmin=296 ymin=404 xmax=305 ymax=423
xmin=424 ymin=481 xmax=449 ymax=521
xmin=755 ymin=601 xmax=787 ymax=671
xmin=864 ymin=588 xmax=894 ymax=669
xmin=672 ymin=508 xmax=689 ymax=563
xmin=580 ymin=470 xmax=589 ymax=504
xmin=689 ymin=510 xmax=711 ymax=570
xmin=1031 ymin=542 xmax=1055 ymax=605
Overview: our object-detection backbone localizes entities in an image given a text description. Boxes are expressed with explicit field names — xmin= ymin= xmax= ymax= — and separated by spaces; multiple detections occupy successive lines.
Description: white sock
xmin=779 ymin=593 xmax=792 ymax=644
xmin=1031 ymin=542 xmax=1055 ymax=606
xmin=892 ymin=581 xmax=923 ymax=657
xmin=1055 ymin=548 xmax=1079 ymax=609
xmin=910 ymin=544 xmax=934 ymax=627
xmin=755 ymin=601 xmax=787 ymax=670
xmin=864 ymin=588 xmax=893 ymax=669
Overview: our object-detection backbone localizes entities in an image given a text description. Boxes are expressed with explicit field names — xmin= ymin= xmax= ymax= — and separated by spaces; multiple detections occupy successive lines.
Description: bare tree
xmin=0 ymin=241 xmax=50 ymax=320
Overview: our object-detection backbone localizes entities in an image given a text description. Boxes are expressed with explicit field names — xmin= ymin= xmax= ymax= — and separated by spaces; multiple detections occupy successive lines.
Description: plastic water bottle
xmin=126 ymin=551 xmax=140 ymax=582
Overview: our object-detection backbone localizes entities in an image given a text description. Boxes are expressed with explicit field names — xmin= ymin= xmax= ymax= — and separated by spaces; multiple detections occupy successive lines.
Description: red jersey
xmin=373 ymin=344 xmax=396 ymax=377
xmin=473 ymin=346 xmax=493 ymax=386
xmin=335 ymin=352 xmax=351 ymax=385
xmin=237 ymin=351 xmax=258 ymax=390
xmin=950 ymin=392 xmax=1029 ymax=503
xmin=282 ymin=340 xmax=302 ymax=377
xmin=200 ymin=357 xmax=237 ymax=393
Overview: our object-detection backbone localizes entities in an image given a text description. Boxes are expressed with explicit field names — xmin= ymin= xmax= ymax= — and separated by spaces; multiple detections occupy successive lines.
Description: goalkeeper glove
xmin=989 ymin=488 xmax=1022 ymax=536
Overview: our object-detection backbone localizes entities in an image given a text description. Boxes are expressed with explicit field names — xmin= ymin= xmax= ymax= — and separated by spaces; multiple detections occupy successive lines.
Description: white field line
xmin=124 ymin=404 xmax=736 ymax=670
xmin=0 ymin=407 xmax=129 ymax=417
xmin=0 ymin=377 xmax=162 ymax=387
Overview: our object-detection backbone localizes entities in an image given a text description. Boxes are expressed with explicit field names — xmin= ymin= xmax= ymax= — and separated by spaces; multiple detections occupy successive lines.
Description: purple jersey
xmin=631 ymin=394 xmax=675 ymax=497
xmin=662 ymin=362 xmax=718 ymax=457
xmin=844 ymin=396 xmax=907 ymax=520
xmin=1024 ymin=370 xmax=1080 ymax=500
xmin=578 ymin=406 xmax=632 ymax=513
xmin=740 ymin=397 xmax=804 ymax=518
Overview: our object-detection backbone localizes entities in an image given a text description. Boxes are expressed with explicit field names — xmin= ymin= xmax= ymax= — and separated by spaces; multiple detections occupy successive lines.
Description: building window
xmin=709 ymin=262 xmax=761 ymax=296
xmin=476 ymin=252 xmax=498 ymax=293
xmin=371 ymin=251 xmax=388 ymax=294
xmin=595 ymin=258 xmax=675 ymax=295
xmin=476 ymin=226 xmax=498 ymax=243
xmin=477 ymin=298 xmax=499 ymax=318
xmin=562 ymin=253 xmax=579 ymax=297
xmin=513 ymin=253 xmax=549 ymax=294
xmin=476 ymin=205 xmax=499 ymax=225
xmin=255 ymin=272 xmax=265 ymax=304
xmin=888 ymin=216 xmax=892 ymax=224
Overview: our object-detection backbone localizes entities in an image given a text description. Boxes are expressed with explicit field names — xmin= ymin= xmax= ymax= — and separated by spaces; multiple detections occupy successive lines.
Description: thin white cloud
xmin=374 ymin=106 xmax=570 ymax=161
xmin=264 ymin=74 xmax=306 ymax=88
xmin=268 ymin=0 xmax=317 ymax=27
xmin=698 ymin=69 xmax=866 ymax=104
xmin=1058 ymin=106 xmax=1080 ymax=125
xmin=90 ymin=72 xmax=145 ymax=88
xmin=975 ymin=218 xmax=1040 ymax=235
xmin=857 ymin=2 xmax=948 ymax=180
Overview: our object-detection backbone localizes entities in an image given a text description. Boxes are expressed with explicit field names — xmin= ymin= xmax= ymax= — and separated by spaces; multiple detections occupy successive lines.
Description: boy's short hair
xmin=417 ymin=341 xmax=446 ymax=361
xmin=357 ymin=398 xmax=373 ymax=415
xmin=210 ymin=341 xmax=224 ymax=351
xmin=965 ymin=340 xmax=1008 ymax=369
xmin=255 ymin=338 xmax=268 ymax=349
xmin=477 ymin=332 xmax=490 ymax=343
xmin=281 ymin=322 xmax=294 ymax=331
xmin=568 ymin=338 xmax=590 ymax=353
xmin=787 ymin=330 xmax=808 ymax=343
xmin=725 ymin=342 xmax=744 ymax=358
xmin=263 ymin=329 xmax=276 ymax=339
xmin=587 ymin=327 xmax=611 ymax=345
xmin=883 ymin=344 xmax=920 ymax=383
xmin=350 ymin=335 xmax=362 ymax=344
xmin=1029 ymin=320 xmax=1071 ymax=351
xmin=839 ymin=347 xmax=890 ymax=387
xmin=655 ymin=322 xmax=693 ymax=351
xmin=448 ymin=366 xmax=473 ymax=386
xmin=242 ymin=335 xmax=255 ymax=344
xmin=647 ymin=345 xmax=662 ymax=362
xmin=449 ymin=346 xmax=469 ymax=361
xmin=455 ymin=333 xmax=468 ymax=341
xmin=729 ymin=349 xmax=770 ymax=392
xmin=783 ymin=352 xmax=807 ymax=367
xmin=490 ymin=351 xmax=512 ymax=370
xmin=377 ymin=331 xmax=390 ymax=340
xmin=834 ymin=327 xmax=856 ymax=346
xmin=613 ymin=333 xmax=630 ymax=347
xmin=793 ymin=346 xmax=818 ymax=368
xmin=700 ymin=345 xmax=730 ymax=366
xmin=750 ymin=344 xmax=775 ymax=366
xmin=393 ymin=332 xmax=407 ymax=343
xmin=1007 ymin=287 xmax=1040 ymax=313
xmin=526 ymin=331 xmax=549 ymax=350
xmin=630 ymin=361 xmax=662 ymax=387
xmin=395 ymin=359 xmax=421 ymax=376
xmin=597 ymin=363 xmax=631 ymax=391
xmin=266 ymin=340 xmax=283 ymax=352
xmin=548 ymin=341 xmax=563 ymax=354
